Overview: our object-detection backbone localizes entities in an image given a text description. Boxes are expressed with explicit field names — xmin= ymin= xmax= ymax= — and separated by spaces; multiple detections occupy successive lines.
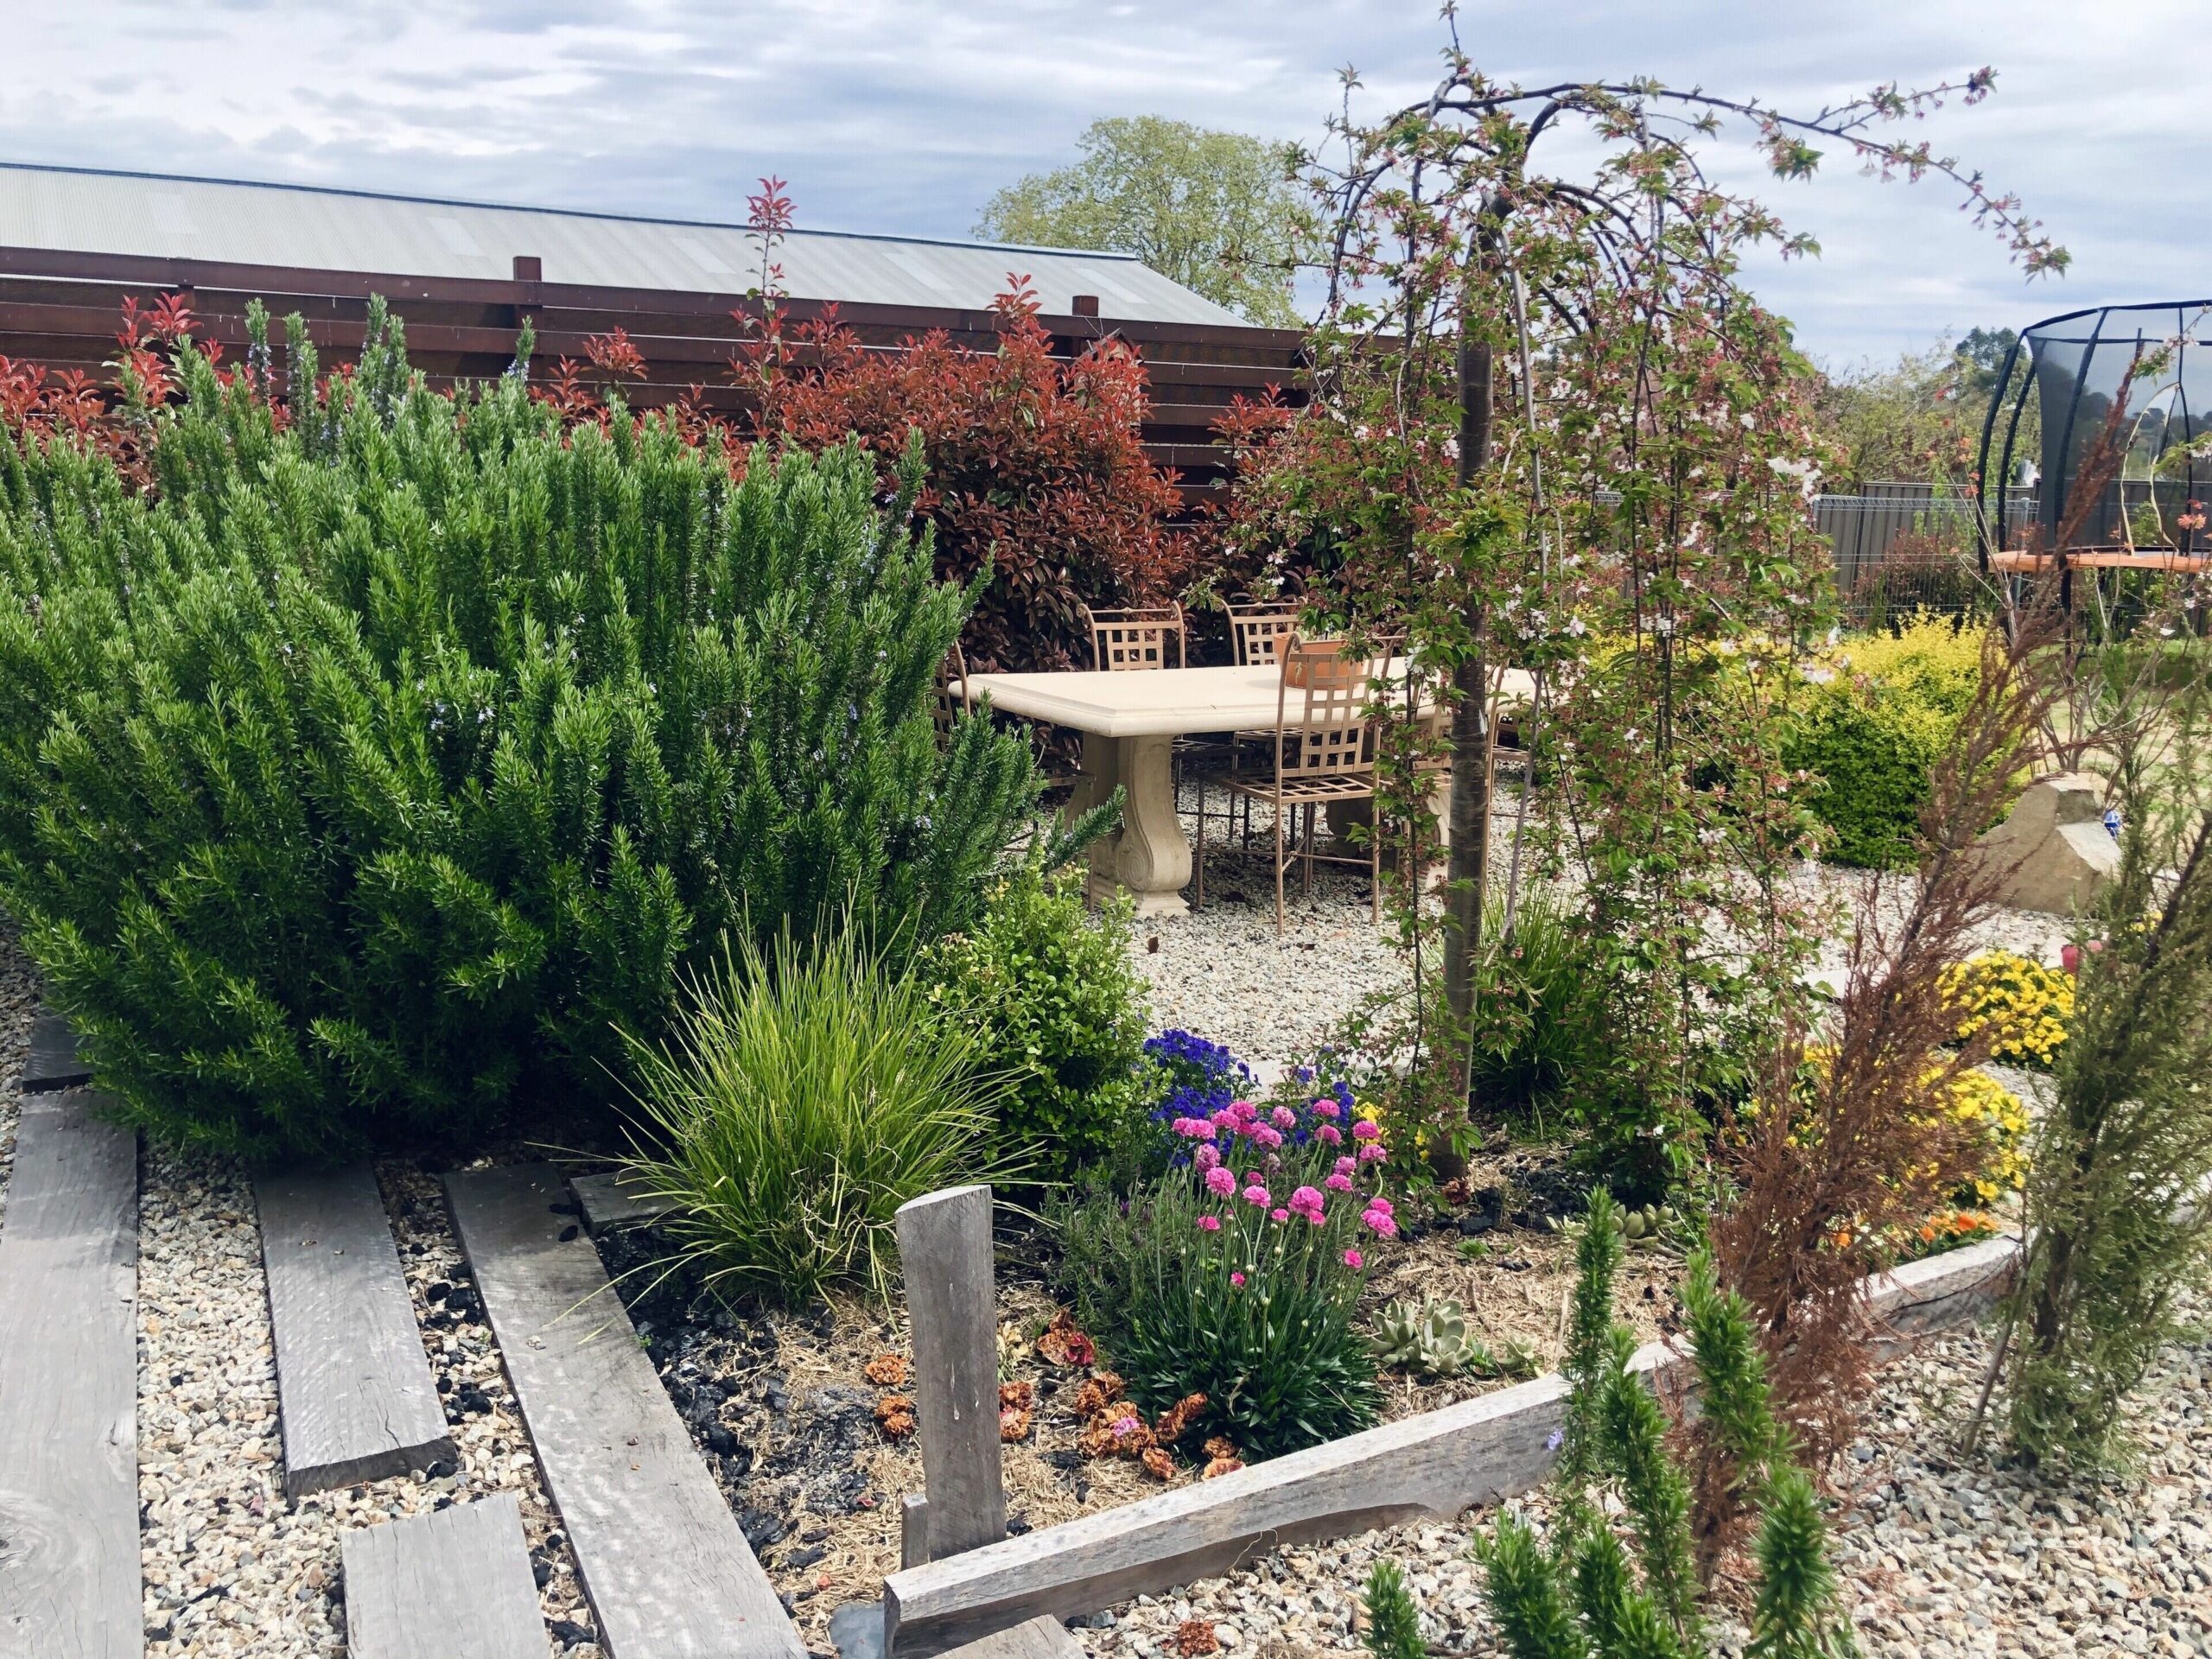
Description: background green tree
xmin=976 ymin=116 xmax=1311 ymax=327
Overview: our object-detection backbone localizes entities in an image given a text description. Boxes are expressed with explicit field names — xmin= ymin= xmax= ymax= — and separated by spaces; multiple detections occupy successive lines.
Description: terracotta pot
xmin=1281 ymin=636 xmax=1355 ymax=688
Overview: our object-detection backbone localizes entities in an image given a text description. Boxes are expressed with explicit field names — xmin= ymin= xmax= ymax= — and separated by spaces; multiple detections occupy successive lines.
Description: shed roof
xmin=0 ymin=162 xmax=1249 ymax=327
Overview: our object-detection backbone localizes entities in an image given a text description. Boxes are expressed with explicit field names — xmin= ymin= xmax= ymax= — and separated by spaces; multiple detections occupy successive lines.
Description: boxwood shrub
xmin=1783 ymin=614 xmax=1984 ymax=868
xmin=0 ymin=305 xmax=1040 ymax=1161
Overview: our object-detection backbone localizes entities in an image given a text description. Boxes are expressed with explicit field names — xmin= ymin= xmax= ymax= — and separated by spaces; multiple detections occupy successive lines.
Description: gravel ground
xmin=0 ymin=917 xmax=35 ymax=1224
xmin=1135 ymin=792 xmax=2076 ymax=1067
xmin=1077 ymin=1303 xmax=2212 ymax=1659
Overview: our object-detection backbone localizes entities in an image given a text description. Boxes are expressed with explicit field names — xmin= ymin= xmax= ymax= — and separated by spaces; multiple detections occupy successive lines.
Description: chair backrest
xmin=1274 ymin=637 xmax=1374 ymax=779
xmin=1224 ymin=600 xmax=1300 ymax=668
xmin=932 ymin=641 xmax=971 ymax=740
xmin=1081 ymin=603 xmax=1185 ymax=671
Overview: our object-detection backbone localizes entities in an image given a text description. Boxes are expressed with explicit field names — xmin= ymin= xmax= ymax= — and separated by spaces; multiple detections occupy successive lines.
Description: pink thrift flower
xmin=1242 ymin=1184 xmax=1272 ymax=1208
xmin=1250 ymin=1123 xmax=1284 ymax=1150
xmin=1205 ymin=1165 xmax=1236 ymax=1197
xmin=1368 ymin=1196 xmax=1395 ymax=1215
xmin=1226 ymin=1098 xmax=1257 ymax=1123
xmin=1197 ymin=1213 xmax=1222 ymax=1232
xmin=1343 ymin=1249 xmax=1364 ymax=1269
xmin=1357 ymin=1143 xmax=1387 ymax=1164
xmin=1315 ymin=1124 xmax=1343 ymax=1146
xmin=1288 ymin=1185 xmax=1325 ymax=1221
xmin=1193 ymin=1143 xmax=1221 ymax=1173
xmin=1351 ymin=1119 xmax=1382 ymax=1141
xmin=1325 ymin=1172 xmax=1353 ymax=1192
xmin=1173 ymin=1116 xmax=1212 ymax=1139
xmin=1270 ymin=1104 xmax=1297 ymax=1129
xmin=1270 ymin=1207 xmax=1290 ymax=1224
xmin=1362 ymin=1208 xmax=1399 ymax=1239
xmin=1312 ymin=1100 xmax=1341 ymax=1120
xmin=1230 ymin=1271 xmax=1247 ymax=1287
xmin=1112 ymin=1414 xmax=1140 ymax=1437
xmin=1334 ymin=1155 xmax=1357 ymax=1178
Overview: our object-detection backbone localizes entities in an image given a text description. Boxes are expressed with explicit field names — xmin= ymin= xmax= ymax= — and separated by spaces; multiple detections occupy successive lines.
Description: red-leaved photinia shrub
xmin=749 ymin=283 xmax=1196 ymax=672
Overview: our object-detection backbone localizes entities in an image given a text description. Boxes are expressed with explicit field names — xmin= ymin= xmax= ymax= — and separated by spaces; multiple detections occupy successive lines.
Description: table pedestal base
xmin=1074 ymin=732 xmax=1191 ymax=917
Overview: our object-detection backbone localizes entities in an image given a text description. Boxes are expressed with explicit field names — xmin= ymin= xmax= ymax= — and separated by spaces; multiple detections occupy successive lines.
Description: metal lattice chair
xmin=1080 ymin=602 xmax=1188 ymax=671
xmin=931 ymin=640 xmax=971 ymax=743
xmin=1200 ymin=637 xmax=1382 ymax=934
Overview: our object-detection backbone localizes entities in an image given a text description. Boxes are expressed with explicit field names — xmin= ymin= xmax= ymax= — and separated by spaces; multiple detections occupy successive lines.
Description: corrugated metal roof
xmin=0 ymin=162 xmax=1251 ymax=327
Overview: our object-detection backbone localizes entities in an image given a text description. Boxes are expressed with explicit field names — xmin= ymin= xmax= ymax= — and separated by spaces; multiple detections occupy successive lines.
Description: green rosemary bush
xmin=0 ymin=306 xmax=1039 ymax=1160
xmin=1477 ymin=1192 xmax=1855 ymax=1658
xmin=1363 ymin=1560 xmax=1428 ymax=1659
xmin=611 ymin=923 xmax=1019 ymax=1307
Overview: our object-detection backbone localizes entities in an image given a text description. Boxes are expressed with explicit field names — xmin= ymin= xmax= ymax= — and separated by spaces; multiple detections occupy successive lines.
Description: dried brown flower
xmin=1153 ymin=1392 xmax=1209 ymax=1445
xmin=873 ymin=1395 xmax=917 ymax=1440
xmin=1141 ymin=1446 xmax=1178 ymax=1482
xmin=1200 ymin=1455 xmax=1244 ymax=1481
xmin=862 ymin=1353 xmax=911 ymax=1388
xmin=1174 ymin=1619 xmax=1220 ymax=1656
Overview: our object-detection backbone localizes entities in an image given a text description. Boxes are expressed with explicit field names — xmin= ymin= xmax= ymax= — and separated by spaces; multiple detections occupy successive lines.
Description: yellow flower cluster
xmin=1939 ymin=949 xmax=2074 ymax=1070
xmin=1938 ymin=1065 xmax=2030 ymax=1205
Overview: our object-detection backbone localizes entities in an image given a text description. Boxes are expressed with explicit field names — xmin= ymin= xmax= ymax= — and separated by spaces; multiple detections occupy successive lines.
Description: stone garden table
xmin=964 ymin=663 xmax=1535 ymax=917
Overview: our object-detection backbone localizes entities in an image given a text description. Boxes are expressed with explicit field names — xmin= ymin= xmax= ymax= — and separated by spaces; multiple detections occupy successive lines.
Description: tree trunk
xmin=1434 ymin=336 xmax=1495 ymax=1182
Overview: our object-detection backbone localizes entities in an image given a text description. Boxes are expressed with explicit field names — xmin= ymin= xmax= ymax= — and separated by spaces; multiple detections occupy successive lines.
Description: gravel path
xmin=1077 ymin=1305 xmax=2212 ymax=1659
xmin=133 ymin=1152 xmax=609 ymax=1657
xmin=1134 ymin=795 xmax=2075 ymax=1068
xmin=0 ymin=918 xmax=35 ymax=1224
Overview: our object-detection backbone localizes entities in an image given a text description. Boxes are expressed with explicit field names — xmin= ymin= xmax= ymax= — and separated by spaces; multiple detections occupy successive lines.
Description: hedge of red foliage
xmin=750 ymin=285 xmax=1195 ymax=672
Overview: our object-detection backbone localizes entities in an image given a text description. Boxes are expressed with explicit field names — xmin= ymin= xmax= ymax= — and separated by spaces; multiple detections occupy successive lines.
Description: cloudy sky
xmin=7 ymin=1 xmax=2204 ymax=366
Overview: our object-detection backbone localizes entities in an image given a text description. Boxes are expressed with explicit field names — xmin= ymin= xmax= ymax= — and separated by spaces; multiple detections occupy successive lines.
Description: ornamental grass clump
xmin=0 ymin=304 xmax=1039 ymax=1160
xmin=1478 ymin=1192 xmax=1854 ymax=1659
xmin=613 ymin=922 xmax=1020 ymax=1308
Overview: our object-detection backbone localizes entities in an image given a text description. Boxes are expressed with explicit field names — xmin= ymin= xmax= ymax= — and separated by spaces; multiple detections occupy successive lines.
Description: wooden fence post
xmin=896 ymin=1185 xmax=1006 ymax=1565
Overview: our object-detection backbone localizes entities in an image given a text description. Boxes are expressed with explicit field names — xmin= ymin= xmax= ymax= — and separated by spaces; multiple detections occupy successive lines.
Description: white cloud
xmin=2 ymin=0 xmax=2202 ymax=359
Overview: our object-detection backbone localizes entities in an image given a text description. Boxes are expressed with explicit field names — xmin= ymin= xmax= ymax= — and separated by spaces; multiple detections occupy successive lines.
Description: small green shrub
xmin=1363 ymin=1560 xmax=1427 ymax=1659
xmin=613 ymin=922 xmax=1020 ymax=1307
xmin=1477 ymin=1192 xmax=1853 ymax=1658
xmin=1783 ymin=613 xmax=1985 ymax=869
xmin=924 ymin=852 xmax=1150 ymax=1178
xmin=0 ymin=308 xmax=1039 ymax=1161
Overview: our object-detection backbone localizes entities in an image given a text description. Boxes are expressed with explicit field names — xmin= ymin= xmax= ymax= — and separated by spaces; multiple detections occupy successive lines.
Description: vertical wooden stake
xmin=899 ymin=1493 xmax=932 ymax=1570
xmin=896 ymin=1184 xmax=1006 ymax=1561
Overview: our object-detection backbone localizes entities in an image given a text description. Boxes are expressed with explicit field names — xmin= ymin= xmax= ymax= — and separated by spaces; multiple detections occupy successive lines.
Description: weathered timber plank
xmin=445 ymin=1162 xmax=804 ymax=1659
xmin=883 ymin=1234 xmax=2026 ymax=1655
xmin=257 ymin=1163 xmax=455 ymax=1497
xmin=0 ymin=1090 xmax=139 ymax=1659
xmin=340 ymin=1492 xmax=550 ymax=1659
xmin=896 ymin=1186 xmax=1005 ymax=1561
xmin=937 ymin=1617 xmax=1083 ymax=1659
xmin=21 ymin=1011 xmax=90 ymax=1094
xmin=569 ymin=1170 xmax=677 ymax=1234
